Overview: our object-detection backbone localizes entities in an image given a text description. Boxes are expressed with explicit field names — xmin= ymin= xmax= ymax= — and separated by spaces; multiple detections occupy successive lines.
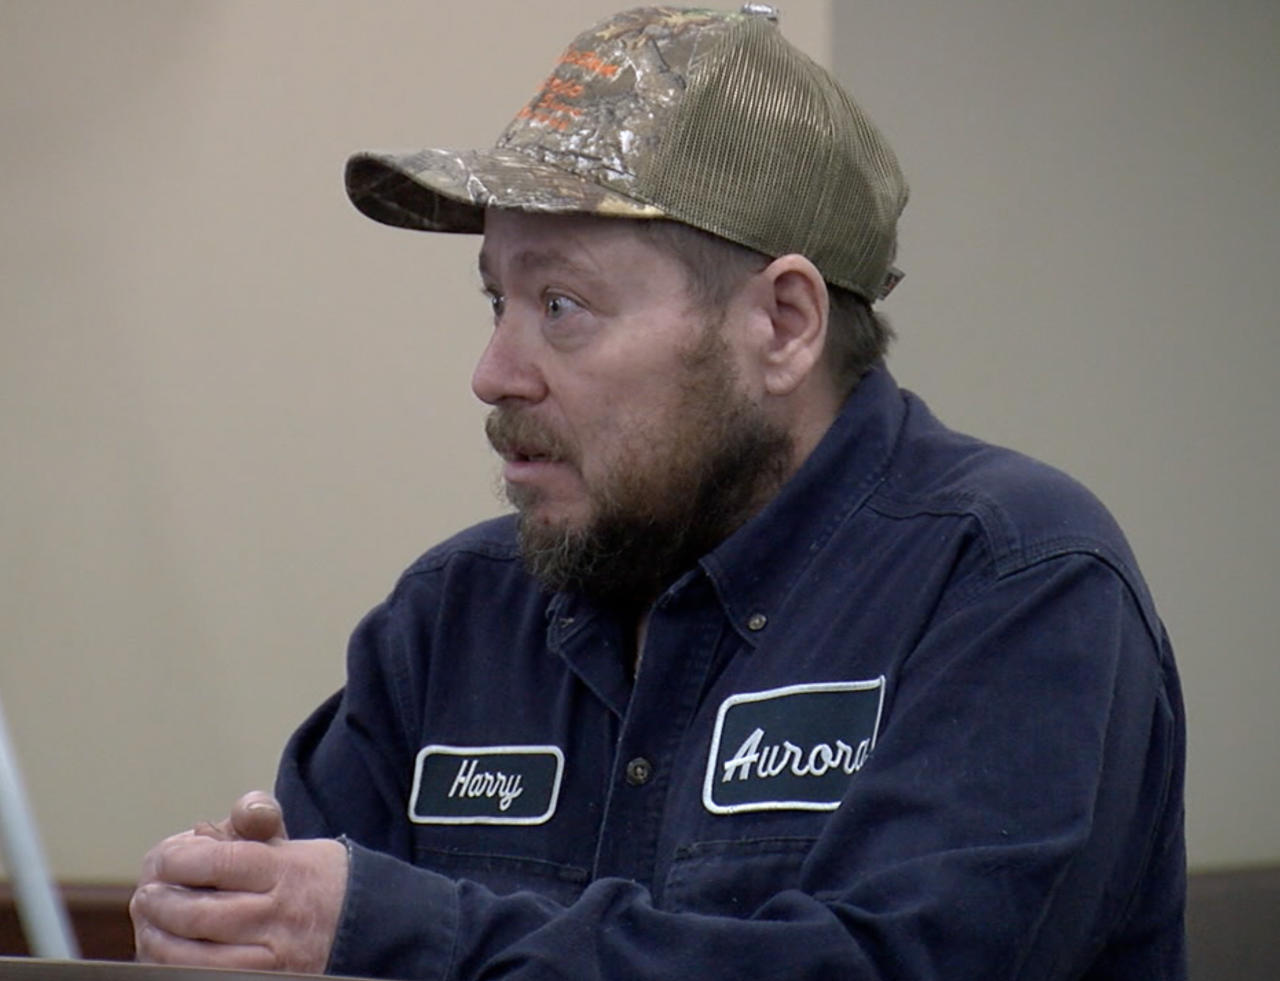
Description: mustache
xmin=485 ymin=409 xmax=577 ymax=465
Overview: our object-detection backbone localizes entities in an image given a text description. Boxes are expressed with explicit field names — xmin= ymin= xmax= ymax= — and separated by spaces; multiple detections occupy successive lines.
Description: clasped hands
xmin=130 ymin=791 xmax=348 ymax=974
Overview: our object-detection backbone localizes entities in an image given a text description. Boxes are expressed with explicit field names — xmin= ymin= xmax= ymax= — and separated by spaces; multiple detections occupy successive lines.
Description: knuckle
xmin=127 ymin=887 xmax=147 ymax=923
xmin=210 ymin=843 xmax=238 ymax=881
xmin=132 ymin=924 xmax=157 ymax=963
xmin=148 ymin=838 xmax=189 ymax=883
xmin=132 ymin=919 xmax=178 ymax=965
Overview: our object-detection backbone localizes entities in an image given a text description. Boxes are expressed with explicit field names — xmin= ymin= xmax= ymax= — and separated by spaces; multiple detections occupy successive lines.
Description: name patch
xmin=703 ymin=679 xmax=885 ymax=814
xmin=409 ymin=744 xmax=564 ymax=825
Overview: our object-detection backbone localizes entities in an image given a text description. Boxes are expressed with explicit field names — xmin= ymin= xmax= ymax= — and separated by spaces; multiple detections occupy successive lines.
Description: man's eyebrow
xmin=477 ymin=246 xmax=603 ymax=283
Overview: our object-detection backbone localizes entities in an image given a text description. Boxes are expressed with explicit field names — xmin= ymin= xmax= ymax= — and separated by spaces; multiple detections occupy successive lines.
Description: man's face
xmin=473 ymin=211 xmax=792 ymax=608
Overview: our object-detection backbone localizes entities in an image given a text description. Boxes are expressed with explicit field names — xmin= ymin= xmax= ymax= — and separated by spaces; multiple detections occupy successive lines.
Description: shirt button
xmin=746 ymin=612 xmax=768 ymax=632
xmin=625 ymin=757 xmax=653 ymax=786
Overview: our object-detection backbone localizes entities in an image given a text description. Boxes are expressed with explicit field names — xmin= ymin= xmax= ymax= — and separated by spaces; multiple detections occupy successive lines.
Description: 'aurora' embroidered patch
xmin=703 ymin=679 xmax=885 ymax=815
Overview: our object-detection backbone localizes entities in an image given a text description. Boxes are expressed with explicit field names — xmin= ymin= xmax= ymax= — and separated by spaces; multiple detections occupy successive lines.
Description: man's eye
xmin=486 ymin=291 xmax=505 ymax=318
xmin=546 ymin=295 xmax=580 ymax=319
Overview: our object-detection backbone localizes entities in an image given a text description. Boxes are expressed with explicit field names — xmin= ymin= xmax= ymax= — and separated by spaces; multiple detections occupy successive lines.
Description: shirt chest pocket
xmin=661 ymin=836 xmax=817 ymax=916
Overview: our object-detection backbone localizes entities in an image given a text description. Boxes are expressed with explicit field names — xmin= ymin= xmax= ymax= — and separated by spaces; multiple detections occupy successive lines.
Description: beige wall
xmin=0 ymin=0 xmax=830 ymax=882
xmin=0 ymin=0 xmax=1274 ymax=884
xmin=831 ymin=1 xmax=1280 ymax=870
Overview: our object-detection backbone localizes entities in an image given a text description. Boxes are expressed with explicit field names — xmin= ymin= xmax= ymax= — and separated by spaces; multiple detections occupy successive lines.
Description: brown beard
xmin=485 ymin=325 xmax=793 ymax=611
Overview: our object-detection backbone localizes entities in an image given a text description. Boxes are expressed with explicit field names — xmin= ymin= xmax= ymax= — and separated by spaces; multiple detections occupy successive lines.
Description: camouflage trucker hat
xmin=345 ymin=5 xmax=908 ymax=302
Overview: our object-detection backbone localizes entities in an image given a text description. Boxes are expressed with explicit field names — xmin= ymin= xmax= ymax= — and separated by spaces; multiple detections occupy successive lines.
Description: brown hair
xmin=636 ymin=220 xmax=893 ymax=397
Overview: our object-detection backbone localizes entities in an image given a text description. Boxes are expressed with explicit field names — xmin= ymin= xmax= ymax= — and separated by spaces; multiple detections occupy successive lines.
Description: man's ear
xmin=756 ymin=254 xmax=829 ymax=397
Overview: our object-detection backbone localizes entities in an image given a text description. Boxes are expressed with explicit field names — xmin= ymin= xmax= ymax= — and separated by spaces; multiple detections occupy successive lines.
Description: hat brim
xmin=345 ymin=147 xmax=666 ymax=233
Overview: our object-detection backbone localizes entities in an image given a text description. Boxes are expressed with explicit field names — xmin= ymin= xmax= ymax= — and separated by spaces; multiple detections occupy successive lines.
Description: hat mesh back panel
xmin=638 ymin=19 xmax=897 ymax=297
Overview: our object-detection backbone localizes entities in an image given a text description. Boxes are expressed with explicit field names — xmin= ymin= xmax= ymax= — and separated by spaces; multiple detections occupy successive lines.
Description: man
xmin=131 ymin=6 xmax=1187 ymax=979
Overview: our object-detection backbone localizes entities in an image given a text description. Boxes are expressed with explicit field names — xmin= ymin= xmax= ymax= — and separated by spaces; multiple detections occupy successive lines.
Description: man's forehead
xmin=477 ymin=211 xmax=652 ymax=280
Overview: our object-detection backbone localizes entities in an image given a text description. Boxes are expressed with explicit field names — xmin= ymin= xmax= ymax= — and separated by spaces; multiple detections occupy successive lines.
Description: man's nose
xmin=471 ymin=321 xmax=547 ymax=406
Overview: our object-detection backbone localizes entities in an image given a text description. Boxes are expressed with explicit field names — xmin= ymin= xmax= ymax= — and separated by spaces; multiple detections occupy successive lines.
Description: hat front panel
xmin=496 ymin=8 xmax=737 ymax=209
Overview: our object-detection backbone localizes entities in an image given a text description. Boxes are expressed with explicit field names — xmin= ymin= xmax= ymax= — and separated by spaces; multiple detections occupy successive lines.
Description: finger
xmin=134 ymin=917 xmax=276 ymax=972
xmin=153 ymin=837 xmax=279 ymax=893
xmin=190 ymin=790 xmax=285 ymax=843
xmin=230 ymin=791 xmax=287 ymax=842
xmin=192 ymin=819 xmax=233 ymax=841
xmin=133 ymin=882 xmax=276 ymax=947
xmin=138 ymin=830 xmax=196 ymax=886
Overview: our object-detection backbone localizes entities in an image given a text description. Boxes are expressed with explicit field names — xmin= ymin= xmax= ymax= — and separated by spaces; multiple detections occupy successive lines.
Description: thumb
xmin=230 ymin=790 xmax=287 ymax=842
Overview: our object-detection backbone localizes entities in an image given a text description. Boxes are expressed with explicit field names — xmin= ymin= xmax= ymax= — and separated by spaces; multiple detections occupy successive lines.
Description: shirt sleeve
xmin=276 ymin=599 xmax=424 ymax=862
xmin=282 ymin=552 xmax=1185 ymax=981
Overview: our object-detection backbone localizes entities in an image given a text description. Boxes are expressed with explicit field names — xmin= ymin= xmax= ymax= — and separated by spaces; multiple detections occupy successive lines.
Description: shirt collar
xmin=698 ymin=363 xmax=908 ymax=647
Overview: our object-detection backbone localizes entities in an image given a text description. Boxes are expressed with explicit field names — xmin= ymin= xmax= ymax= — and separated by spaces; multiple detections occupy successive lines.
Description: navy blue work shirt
xmin=277 ymin=365 xmax=1186 ymax=980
